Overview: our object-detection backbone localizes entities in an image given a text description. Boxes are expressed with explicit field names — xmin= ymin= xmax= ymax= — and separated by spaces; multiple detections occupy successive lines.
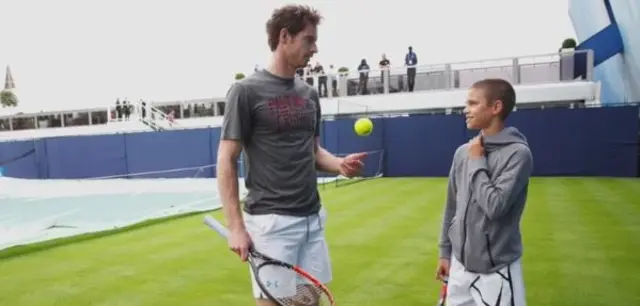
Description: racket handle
xmin=437 ymin=278 xmax=448 ymax=306
xmin=204 ymin=215 xmax=230 ymax=239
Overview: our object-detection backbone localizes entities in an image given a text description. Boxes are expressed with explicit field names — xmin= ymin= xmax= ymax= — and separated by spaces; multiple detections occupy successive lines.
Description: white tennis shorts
xmin=243 ymin=207 xmax=332 ymax=299
xmin=446 ymin=256 xmax=526 ymax=306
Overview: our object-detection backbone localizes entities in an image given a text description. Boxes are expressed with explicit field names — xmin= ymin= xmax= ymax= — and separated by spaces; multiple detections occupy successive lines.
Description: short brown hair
xmin=266 ymin=5 xmax=322 ymax=52
xmin=472 ymin=78 xmax=516 ymax=120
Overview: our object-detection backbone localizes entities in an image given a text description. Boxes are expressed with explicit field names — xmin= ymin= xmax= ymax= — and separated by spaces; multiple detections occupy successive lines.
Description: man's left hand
xmin=339 ymin=152 xmax=367 ymax=178
xmin=468 ymin=136 xmax=485 ymax=159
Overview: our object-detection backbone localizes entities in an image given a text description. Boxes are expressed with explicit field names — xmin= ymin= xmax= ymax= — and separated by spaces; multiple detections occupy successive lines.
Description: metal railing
xmin=296 ymin=50 xmax=594 ymax=99
xmin=144 ymin=50 xmax=596 ymax=119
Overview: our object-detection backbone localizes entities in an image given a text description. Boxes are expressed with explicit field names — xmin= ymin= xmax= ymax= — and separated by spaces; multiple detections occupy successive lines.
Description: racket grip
xmin=204 ymin=215 xmax=230 ymax=239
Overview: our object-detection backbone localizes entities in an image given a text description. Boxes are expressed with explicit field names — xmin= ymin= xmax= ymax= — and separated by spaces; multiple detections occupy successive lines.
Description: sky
xmin=0 ymin=0 xmax=576 ymax=112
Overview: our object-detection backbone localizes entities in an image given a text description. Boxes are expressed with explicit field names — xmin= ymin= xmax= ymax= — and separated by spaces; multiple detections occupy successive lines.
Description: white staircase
xmin=135 ymin=102 xmax=179 ymax=131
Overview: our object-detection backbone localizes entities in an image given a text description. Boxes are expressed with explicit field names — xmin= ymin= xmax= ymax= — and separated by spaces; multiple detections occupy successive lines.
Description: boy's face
xmin=464 ymin=87 xmax=503 ymax=130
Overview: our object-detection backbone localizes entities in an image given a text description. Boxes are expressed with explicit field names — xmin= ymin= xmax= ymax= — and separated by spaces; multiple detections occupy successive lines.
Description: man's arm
xmin=438 ymin=153 xmax=458 ymax=259
xmin=217 ymin=140 xmax=245 ymax=231
xmin=315 ymin=139 xmax=342 ymax=175
xmin=218 ymin=82 xmax=251 ymax=231
xmin=468 ymin=146 xmax=533 ymax=220
xmin=311 ymin=90 xmax=343 ymax=175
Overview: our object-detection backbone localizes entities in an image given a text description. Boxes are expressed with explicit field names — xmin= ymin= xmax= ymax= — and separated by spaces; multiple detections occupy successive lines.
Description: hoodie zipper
xmin=460 ymin=188 xmax=473 ymax=267
xmin=485 ymin=233 xmax=496 ymax=267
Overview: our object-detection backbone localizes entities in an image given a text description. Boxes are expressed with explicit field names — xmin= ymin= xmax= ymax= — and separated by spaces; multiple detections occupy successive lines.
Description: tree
xmin=0 ymin=90 xmax=18 ymax=108
xmin=235 ymin=73 xmax=245 ymax=81
xmin=561 ymin=38 xmax=577 ymax=50
xmin=337 ymin=66 xmax=349 ymax=77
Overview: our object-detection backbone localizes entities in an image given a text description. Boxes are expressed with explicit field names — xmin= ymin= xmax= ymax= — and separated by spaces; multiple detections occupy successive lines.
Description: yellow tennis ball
xmin=354 ymin=118 xmax=373 ymax=136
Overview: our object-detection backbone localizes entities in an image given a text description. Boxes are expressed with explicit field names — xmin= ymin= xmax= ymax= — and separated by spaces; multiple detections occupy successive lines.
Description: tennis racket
xmin=203 ymin=215 xmax=336 ymax=306
xmin=437 ymin=279 xmax=448 ymax=306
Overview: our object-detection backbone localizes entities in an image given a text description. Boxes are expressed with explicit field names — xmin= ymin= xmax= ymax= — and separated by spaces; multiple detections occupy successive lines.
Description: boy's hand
xmin=468 ymin=136 xmax=485 ymax=159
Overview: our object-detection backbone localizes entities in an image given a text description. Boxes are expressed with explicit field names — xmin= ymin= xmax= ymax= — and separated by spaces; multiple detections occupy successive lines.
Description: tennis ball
xmin=354 ymin=118 xmax=373 ymax=136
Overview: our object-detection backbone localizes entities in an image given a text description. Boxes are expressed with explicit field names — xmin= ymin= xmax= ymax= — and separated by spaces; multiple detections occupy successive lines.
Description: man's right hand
xmin=435 ymin=258 xmax=450 ymax=282
xmin=228 ymin=228 xmax=253 ymax=262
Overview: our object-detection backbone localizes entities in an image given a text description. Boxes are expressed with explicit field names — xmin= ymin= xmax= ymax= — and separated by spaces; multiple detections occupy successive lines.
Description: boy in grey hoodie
xmin=436 ymin=79 xmax=533 ymax=306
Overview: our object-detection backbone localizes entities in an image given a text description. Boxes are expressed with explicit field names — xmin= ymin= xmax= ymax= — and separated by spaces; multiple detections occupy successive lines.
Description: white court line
xmin=87 ymin=164 xmax=218 ymax=180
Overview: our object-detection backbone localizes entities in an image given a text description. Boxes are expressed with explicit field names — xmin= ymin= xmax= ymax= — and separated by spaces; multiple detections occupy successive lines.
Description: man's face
xmin=464 ymin=87 xmax=502 ymax=130
xmin=283 ymin=24 xmax=318 ymax=69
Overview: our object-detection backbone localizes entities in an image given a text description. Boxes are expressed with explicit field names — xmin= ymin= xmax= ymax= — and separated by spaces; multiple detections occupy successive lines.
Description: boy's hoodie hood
xmin=481 ymin=126 xmax=529 ymax=152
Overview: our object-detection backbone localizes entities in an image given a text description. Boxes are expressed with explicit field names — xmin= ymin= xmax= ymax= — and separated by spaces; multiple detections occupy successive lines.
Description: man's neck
xmin=267 ymin=53 xmax=297 ymax=79
xmin=481 ymin=121 xmax=505 ymax=137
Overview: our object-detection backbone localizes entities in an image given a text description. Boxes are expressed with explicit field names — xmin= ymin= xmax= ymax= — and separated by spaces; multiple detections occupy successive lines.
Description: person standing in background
xmin=314 ymin=61 xmax=327 ymax=97
xmin=379 ymin=54 xmax=391 ymax=93
xmin=405 ymin=46 xmax=418 ymax=92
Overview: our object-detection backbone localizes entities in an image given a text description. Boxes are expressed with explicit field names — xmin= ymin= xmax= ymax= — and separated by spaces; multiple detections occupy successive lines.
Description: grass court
xmin=1 ymin=177 xmax=639 ymax=305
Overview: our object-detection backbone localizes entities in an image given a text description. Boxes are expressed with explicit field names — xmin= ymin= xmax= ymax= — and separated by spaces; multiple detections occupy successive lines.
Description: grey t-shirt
xmin=220 ymin=69 xmax=322 ymax=216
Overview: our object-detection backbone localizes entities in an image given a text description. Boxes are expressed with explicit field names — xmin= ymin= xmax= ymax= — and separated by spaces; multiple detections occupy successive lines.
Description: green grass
xmin=0 ymin=177 xmax=639 ymax=305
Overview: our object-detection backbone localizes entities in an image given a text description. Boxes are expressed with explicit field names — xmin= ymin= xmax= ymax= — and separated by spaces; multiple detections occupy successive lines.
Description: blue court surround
xmin=1 ymin=106 xmax=638 ymax=179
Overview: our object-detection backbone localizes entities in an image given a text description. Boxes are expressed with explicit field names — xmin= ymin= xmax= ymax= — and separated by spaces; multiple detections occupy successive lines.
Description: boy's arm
xmin=438 ymin=154 xmax=458 ymax=259
xmin=468 ymin=146 xmax=533 ymax=220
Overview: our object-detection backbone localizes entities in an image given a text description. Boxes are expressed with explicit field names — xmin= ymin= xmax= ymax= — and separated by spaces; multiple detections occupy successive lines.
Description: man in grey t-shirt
xmin=216 ymin=5 xmax=367 ymax=306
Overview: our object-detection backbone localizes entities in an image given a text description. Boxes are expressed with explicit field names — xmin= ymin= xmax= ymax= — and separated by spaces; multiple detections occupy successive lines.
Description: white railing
xmin=288 ymin=49 xmax=595 ymax=99
xmin=0 ymin=82 xmax=601 ymax=141
xmin=0 ymin=50 xmax=595 ymax=121
xmin=0 ymin=121 xmax=153 ymax=142
xmin=141 ymin=50 xmax=595 ymax=115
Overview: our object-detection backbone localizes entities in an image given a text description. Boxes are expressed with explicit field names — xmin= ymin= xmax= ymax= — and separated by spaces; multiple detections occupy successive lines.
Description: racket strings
xmin=276 ymin=283 xmax=331 ymax=306
xmin=257 ymin=264 xmax=332 ymax=306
